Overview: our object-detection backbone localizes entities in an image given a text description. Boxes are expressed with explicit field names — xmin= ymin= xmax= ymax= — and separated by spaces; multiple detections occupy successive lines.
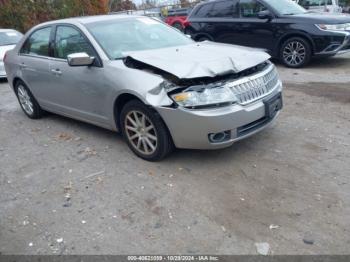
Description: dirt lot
xmin=0 ymin=54 xmax=349 ymax=255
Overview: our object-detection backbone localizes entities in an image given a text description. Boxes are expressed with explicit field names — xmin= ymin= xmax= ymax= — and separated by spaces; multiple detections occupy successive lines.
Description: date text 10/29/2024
xmin=127 ymin=256 xmax=219 ymax=261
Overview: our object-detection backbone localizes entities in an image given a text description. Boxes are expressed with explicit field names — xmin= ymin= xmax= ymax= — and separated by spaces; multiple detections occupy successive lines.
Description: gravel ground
xmin=0 ymin=54 xmax=349 ymax=255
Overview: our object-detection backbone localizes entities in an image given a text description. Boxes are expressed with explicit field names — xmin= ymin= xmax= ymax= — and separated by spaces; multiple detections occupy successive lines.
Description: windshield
xmin=265 ymin=0 xmax=307 ymax=15
xmin=0 ymin=31 xmax=22 ymax=46
xmin=86 ymin=17 xmax=193 ymax=60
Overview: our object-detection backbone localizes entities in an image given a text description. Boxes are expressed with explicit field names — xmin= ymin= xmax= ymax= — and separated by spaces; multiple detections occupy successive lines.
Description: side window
xmin=20 ymin=27 xmax=51 ymax=57
xmin=194 ymin=3 xmax=213 ymax=18
xmin=54 ymin=26 xmax=95 ymax=59
xmin=300 ymin=0 xmax=332 ymax=7
xmin=240 ymin=0 xmax=267 ymax=18
xmin=211 ymin=0 xmax=239 ymax=17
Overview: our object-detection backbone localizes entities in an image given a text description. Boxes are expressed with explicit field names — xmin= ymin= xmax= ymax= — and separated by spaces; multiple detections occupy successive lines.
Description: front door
xmin=235 ymin=0 xmax=277 ymax=53
xmin=47 ymin=25 xmax=109 ymax=126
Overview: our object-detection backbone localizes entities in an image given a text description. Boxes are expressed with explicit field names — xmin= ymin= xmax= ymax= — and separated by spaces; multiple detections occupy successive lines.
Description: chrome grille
xmin=227 ymin=65 xmax=279 ymax=105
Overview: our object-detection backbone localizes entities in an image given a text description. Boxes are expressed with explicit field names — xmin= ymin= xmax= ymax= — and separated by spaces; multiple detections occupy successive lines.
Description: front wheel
xmin=280 ymin=37 xmax=311 ymax=68
xmin=120 ymin=100 xmax=173 ymax=161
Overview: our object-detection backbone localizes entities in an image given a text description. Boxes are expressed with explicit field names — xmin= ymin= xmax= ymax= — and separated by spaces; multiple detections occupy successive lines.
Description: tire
xmin=279 ymin=37 xmax=312 ymax=68
xmin=196 ymin=36 xmax=211 ymax=42
xmin=172 ymin=22 xmax=184 ymax=32
xmin=120 ymin=100 xmax=173 ymax=161
xmin=14 ymin=80 xmax=43 ymax=119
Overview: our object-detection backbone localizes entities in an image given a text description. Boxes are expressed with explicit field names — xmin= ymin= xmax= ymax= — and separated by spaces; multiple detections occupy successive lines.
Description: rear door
xmin=206 ymin=0 xmax=241 ymax=44
xmin=19 ymin=26 xmax=53 ymax=104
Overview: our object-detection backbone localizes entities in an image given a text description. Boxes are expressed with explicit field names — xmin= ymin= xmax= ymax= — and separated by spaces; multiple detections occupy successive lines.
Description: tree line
xmin=0 ymin=0 xmax=134 ymax=33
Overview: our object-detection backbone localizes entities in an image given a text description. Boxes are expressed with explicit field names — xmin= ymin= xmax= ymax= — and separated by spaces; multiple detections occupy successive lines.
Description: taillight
xmin=3 ymin=53 xmax=7 ymax=62
xmin=183 ymin=20 xmax=191 ymax=27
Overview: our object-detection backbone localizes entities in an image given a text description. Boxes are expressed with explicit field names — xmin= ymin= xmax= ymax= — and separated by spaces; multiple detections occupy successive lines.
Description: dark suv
xmin=185 ymin=0 xmax=350 ymax=67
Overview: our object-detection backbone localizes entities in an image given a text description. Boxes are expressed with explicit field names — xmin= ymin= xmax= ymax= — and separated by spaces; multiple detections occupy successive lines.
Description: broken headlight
xmin=171 ymin=85 xmax=237 ymax=109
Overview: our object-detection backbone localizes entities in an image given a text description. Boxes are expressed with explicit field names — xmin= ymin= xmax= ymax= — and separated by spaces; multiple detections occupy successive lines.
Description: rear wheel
xmin=120 ymin=100 xmax=173 ymax=161
xmin=280 ymin=37 xmax=311 ymax=68
xmin=15 ymin=81 xmax=43 ymax=119
xmin=172 ymin=22 xmax=183 ymax=32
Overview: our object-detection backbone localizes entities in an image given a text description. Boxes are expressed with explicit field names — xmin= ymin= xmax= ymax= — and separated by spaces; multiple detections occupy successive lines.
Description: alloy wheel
xmin=124 ymin=110 xmax=158 ymax=155
xmin=17 ymin=85 xmax=34 ymax=115
xmin=283 ymin=41 xmax=306 ymax=66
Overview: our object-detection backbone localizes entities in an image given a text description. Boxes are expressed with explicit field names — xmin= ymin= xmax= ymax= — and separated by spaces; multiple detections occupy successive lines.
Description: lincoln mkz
xmin=4 ymin=16 xmax=283 ymax=161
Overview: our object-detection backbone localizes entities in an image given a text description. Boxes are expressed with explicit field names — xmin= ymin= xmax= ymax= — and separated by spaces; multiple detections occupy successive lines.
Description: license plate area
xmin=264 ymin=93 xmax=283 ymax=119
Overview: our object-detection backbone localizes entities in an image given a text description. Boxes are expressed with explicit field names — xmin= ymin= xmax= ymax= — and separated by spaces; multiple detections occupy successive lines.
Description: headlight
xmin=316 ymin=23 xmax=350 ymax=31
xmin=171 ymin=85 xmax=237 ymax=108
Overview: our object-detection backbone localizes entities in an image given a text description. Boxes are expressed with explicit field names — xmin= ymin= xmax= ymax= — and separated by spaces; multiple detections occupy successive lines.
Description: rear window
xmin=20 ymin=27 xmax=52 ymax=57
xmin=193 ymin=3 xmax=213 ymax=17
xmin=0 ymin=31 xmax=22 ymax=46
xmin=299 ymin=0 xmax=332 ymax=6
xmin=211 ymin=0 xmax=239 ymax=17
xmin=240 ymin=0 xmax=267 ymax=17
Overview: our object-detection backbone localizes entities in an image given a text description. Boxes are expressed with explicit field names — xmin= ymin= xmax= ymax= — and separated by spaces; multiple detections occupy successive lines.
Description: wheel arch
xmin=193 ymin=33 xmax=214 ymax=42
xmin=277 ymin=33 xmax=315 ymax=57
xmin=12 ymin=77 xmax=25 ymax=90
xmin=113 ymin=92 xmax=175 ymax=148
xmin=172 ymin=20 xmax=184 ymax=26
xmin=113 ymin=93 xmax=144 ymax=131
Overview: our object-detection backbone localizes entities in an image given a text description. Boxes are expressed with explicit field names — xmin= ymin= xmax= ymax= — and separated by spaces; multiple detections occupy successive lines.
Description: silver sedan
xmin=4 ymin=15 xmax=283 ymax=161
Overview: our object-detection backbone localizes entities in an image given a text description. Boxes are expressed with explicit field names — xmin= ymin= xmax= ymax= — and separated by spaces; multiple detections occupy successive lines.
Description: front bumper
xmin=314 ymin=31 xmax=350 ymax=56
xmin=157 ymin=82 xmax=283 ymax=150
xmin=0 ymin=61 xmax=6 ymax=78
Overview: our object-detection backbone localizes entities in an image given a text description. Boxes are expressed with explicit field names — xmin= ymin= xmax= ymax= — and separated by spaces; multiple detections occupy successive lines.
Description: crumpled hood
xmin=123 ymin=41 xmax=270 ymax=79
xmin=0 ymin=45 xmax=16 ymax=60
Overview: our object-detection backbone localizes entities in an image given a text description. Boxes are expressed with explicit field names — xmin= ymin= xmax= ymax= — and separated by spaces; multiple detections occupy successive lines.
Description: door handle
xmin=51 ymin=69 xmax=62 ymax=76
xmin=20 ymin=63 xmax=27 ymax=69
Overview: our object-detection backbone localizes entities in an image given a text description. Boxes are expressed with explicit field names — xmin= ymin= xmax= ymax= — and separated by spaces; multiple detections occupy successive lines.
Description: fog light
xmin=208 ymin=131 xmax=231 ymax=143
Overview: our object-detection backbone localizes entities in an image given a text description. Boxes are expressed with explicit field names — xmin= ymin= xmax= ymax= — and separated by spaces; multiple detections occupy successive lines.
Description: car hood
xmin=0 ymin=45 xmax=16 ymax=60
xmin=123 ymin=41 xmax=270 ymax=79
xmin=286 ymin=12 xmax=350 ymax=24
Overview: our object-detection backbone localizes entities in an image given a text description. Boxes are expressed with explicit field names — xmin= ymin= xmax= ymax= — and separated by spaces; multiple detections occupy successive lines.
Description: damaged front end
xmin=125 ymin=56 xmax=276 ymax=109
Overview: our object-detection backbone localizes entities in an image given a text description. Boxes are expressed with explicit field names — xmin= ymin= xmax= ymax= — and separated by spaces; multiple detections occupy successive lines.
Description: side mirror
xmin=67 ymin=52 xmax=94 ymax=66
xmin=258 ymin=10 xmax=272 ymax=20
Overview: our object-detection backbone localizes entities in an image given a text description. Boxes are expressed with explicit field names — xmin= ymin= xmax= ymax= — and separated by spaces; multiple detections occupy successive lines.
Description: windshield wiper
xmin=114 ymin=56 xmax=126 ymax=60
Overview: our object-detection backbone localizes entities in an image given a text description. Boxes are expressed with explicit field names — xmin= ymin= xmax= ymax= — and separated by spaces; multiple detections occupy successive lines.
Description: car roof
xmin=37 ymin=14 xmax=146 ymax=27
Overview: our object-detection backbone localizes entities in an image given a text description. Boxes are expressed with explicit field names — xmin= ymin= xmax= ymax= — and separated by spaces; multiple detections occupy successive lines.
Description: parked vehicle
xmin=110 ymin=9 xmax=165 ymax=21
xmin=4 ymin=16 xmax=283 ymax=161
xmin=165 ymin=8 xmax=191 ymax=31
xmin=0 ymin=29 xmax=23 ymax=78
xmin=185 ymin=0 xmax=350 ymax=68
xmin=295 ymin=0 xmax=343 ymax=13
xmin=339 ymin=0 xmax=350 ymax=13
